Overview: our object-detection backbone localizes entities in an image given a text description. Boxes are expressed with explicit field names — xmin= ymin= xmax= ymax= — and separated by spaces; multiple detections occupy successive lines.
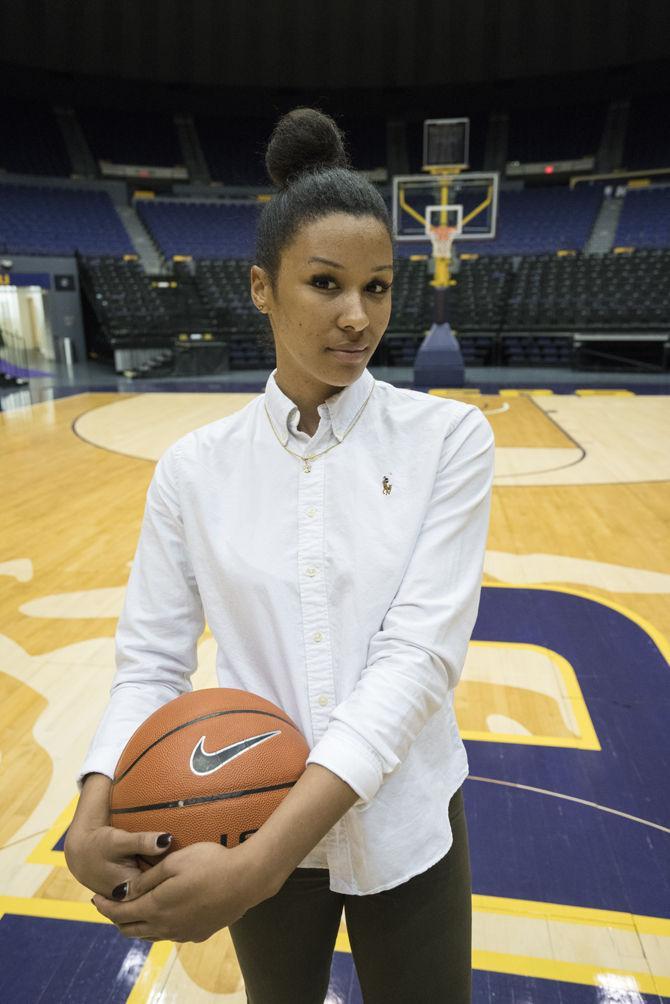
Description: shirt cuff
xmin=306 ymin=720 xmax=385 ymax=805
xmin=76 ymin=746 xmax=121 ymax=791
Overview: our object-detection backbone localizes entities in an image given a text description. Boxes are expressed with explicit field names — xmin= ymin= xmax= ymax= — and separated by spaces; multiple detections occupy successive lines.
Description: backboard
xmin=392 ymin=171 xmax=499 ymax=244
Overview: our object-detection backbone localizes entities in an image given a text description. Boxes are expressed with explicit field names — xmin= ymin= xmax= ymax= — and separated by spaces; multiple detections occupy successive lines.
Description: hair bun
xmin=265 ymin=107 xmax=350 ymax=189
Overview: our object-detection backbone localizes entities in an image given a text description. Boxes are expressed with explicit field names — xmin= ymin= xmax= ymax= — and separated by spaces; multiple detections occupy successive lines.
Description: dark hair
xmin=255 ymin=107 xmax=393 ymax=290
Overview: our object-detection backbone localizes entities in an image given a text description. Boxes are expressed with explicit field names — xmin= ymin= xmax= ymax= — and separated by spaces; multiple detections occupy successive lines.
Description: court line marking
xmin=70 ymin=394 xmax=153 ymax=461
xmin=467 ymin=777 xmax=670 ymax=835
xmin=505 ymin=392 xmax=670 ymax=486
xmin=0 ymin=830 xmax=51 ymax=854
xmin=495 ymin=394 xmax=588 ymax=477
xmin=337 ymin=893 xmax=670 ymax=995
xmin=46 ymin=390 xmax=670 ymax=487
xmin=471 ymin=952 xmax=666 ymax=997
xmin=3 ymin=895 xmax=666 ymax=997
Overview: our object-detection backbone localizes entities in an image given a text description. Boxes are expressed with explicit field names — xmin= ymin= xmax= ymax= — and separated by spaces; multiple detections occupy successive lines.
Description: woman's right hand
xmin=64 ymin=773 xmax=172 ymax=898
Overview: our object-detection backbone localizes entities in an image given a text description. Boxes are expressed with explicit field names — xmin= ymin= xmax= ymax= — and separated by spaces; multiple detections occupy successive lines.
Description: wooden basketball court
xmin=1 ymin=385 xmax=669 ymax=1002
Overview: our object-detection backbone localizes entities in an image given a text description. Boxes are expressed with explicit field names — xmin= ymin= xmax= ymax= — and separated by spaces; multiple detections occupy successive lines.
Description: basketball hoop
xmin=428 ymin=224 xmax=458 ymax=260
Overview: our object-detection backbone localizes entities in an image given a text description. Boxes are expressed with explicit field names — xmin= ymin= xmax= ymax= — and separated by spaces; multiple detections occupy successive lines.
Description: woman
xmin=65 ymin=107 xmax=495 ymax=1003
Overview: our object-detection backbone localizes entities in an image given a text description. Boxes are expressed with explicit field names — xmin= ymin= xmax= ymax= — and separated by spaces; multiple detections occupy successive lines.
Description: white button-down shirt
xmin=80 ymin=367 xmax=495 ymax=895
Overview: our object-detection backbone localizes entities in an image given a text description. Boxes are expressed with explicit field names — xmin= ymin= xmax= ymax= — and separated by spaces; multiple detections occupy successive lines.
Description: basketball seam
xmin=109 ymin=779 xmax=297 ymax=814
xmin=113 ymin=708 xmax=302 ymax=784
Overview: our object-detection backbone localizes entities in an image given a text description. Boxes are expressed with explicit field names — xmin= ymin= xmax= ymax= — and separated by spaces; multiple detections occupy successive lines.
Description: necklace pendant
xmin=303 ymin=458 xmax=312 ymax=473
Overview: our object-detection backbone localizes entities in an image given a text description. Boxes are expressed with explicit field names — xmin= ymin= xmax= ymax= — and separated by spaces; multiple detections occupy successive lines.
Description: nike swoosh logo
xmin=190 ymin=730 xmax=281 ymax=776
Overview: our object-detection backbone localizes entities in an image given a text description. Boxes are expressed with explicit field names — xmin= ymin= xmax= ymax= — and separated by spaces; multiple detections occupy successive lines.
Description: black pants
xmin=229 ymin=786 xmax=472 ymax=1004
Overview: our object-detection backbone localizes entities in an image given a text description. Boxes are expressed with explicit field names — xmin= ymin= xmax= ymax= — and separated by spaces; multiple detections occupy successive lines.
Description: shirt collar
xmin=263 ymin=367 xmax=375 ymax=445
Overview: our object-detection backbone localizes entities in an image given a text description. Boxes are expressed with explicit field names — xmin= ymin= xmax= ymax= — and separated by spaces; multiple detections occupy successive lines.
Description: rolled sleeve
xmin=306 ymin=406 xmax=495 ymax=803
xmin=77 ymin=441 xmax=206 ymax=787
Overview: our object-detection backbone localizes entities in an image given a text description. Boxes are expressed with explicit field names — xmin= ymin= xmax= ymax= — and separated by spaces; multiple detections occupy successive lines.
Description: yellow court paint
xmin=26 ymin=796 xmax=77 ymax=867
xmin=125 ymin=942 xmax=175 ymax=1004
xmin=2 ymin=891 xmax=669 ymax=996
xmin=0 ymin=895 xmax=108 ymax=924
xmin=499 ymin=389 xmax=555 ymax=397
xmin=575 ymin=389 xmax=636 ymax=396
xmin=473 ymin=951 xmax=661 ymax=997
xmin=461 ymin=641 xmax=601 ymax=750
xmin=428 ymin=388 xmax=482 ymax=395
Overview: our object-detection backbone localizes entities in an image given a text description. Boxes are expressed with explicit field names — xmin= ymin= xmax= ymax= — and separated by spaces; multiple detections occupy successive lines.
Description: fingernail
xmin=112 ymin=882 xmax=128 ymax=901
xmin=156 ymin=833 xmax=172 ymax=849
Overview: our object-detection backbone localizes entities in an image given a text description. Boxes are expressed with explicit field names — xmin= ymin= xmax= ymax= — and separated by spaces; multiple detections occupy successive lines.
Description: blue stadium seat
xmin=455 ymin=187 xmax=603 ymax=256
xmin=614 ymin=188 xmax=670 ymax=249
xmin=136 ymin=200 xmax=260 ymax=259
xmin=0 ymin=184 xmax=134 ymax=256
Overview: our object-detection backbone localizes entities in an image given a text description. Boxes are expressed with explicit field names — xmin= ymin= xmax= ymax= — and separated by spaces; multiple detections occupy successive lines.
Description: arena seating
xmin=452 ymin=256 xmax=515 ymax=332
xmin=387 ymin=258 xmax=434 ymax=333
xmin=455 ymin=249 xmax=670 ymax=334
xmin=614 ymin=187 xmax=670 ymax=249
xmin=190 ymin=259 xmax=263 ymax=331
xmin=2 ymin=89 xmax=667 ymax=375
xmin=458 ymin=186 xmax=603 ymax=256
xmin=76 ymin=251 xmax=433 ymax=369
xmin=398 ymin=180 xmax=668 ymax=260
xmin=0 ymin=184 xmax=134 ymax=256
xmin=136 ymin=200 xmax=260 ymax=259
xmin=76 ymin=245 xmax=669 ymax=372
xmin=79 ymin=257 xmax=171 ymax=344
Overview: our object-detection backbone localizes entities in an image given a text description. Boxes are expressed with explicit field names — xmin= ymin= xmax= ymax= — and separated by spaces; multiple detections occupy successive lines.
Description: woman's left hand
xmin=91 ymin=840 xmax=273 ymax=943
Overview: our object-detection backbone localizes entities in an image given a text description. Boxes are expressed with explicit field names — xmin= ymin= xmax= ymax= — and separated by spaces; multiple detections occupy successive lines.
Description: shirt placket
xmin=296 ymin=451 xmax=348 ymax=873
xmin=297 ymin=453 xmax=335 ymax=741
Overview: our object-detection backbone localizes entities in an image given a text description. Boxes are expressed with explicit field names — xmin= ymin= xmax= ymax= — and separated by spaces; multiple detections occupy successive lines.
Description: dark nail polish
xmin=156 ymin=833 xmax=172 ymax=849
xmin=112 ymin=882 xmax=128 ymax=901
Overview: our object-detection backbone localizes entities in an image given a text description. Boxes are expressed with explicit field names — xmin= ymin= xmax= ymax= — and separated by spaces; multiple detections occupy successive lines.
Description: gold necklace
xmin=264 ymin=383 xmax=375 ymax=473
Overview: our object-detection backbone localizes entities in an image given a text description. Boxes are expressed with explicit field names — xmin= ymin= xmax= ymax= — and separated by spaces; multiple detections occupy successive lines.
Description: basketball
xmin=109 ymin=688 xmax=310 ymax=852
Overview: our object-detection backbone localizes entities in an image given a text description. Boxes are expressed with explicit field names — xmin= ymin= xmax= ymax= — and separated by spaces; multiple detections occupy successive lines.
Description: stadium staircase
xmin=115 ymin=205 xmax=166 ymax=274
xmin=584 ymin=193 xmax=624 ymax=253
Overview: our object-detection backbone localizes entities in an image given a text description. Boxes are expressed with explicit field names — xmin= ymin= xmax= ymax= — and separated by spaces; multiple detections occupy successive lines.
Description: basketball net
xmin=428 ymin=224 xmax=458 ymax=260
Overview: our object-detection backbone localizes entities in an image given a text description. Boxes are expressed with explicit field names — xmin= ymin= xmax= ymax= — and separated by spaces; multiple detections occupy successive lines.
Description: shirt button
xmin=305 ymin=566 xmax=318 ymax=577
xmin=307 ymin=507 xmax=317 ymax=518
xmin=318 ymin=694 xmax=330 ymax=706
xmin=313 ymin=631 xmax=323 ymax=643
